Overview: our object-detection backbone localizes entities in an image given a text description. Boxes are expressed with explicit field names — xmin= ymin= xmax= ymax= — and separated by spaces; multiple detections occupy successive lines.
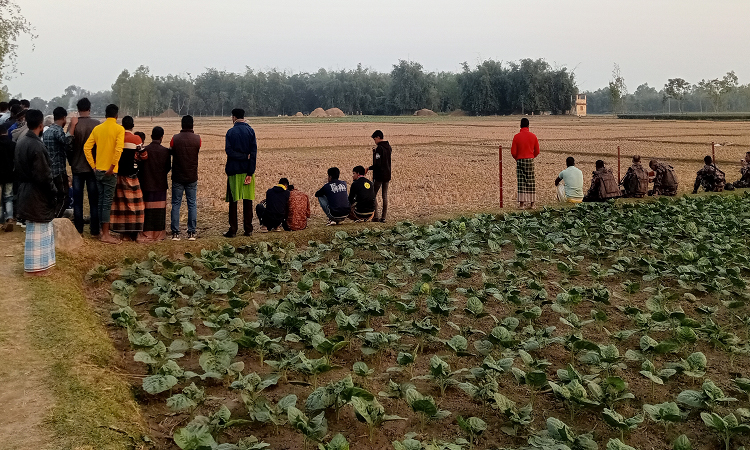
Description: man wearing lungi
xmin=15 ymin=110 xmax=58 ymax=276
xmin=510 ymin=118 xmax=540 ymax=209
xmin=137 ymin=126 xmax=171 ymax=242
xmin=223 ymin=108 xmax=256 ymax=238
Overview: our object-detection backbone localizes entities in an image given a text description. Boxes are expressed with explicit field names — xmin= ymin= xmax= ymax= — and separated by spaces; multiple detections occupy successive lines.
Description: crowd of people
xmin=1 ymin=100 xmax=748 ymax=277
xmin=0 ymin=100 xmax=393 ymax=276
xmin=512 ymin=118 xmax=750 ymax=206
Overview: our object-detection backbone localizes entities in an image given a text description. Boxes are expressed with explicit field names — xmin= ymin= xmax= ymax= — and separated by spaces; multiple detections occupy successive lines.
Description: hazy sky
xmin=7 ymin=0 xmax=750 ymax=99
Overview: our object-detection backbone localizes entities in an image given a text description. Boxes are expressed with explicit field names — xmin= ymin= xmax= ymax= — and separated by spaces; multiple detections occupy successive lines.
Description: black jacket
xmin=262 ymin=185 xmax=291 ymax=221
xmin=170 ymin=130 xmax=201 ymax=184
xmin=348 ymin=177 xmax=376 ymax=214
xmin=224 ymin=121 xmax=257 ymax=176
xmin=368 ymin=141 xmax=392 ymax=182
xmin=15 ymin=131 xmax=57 ymax=222
xmin=0 ymin=135 xmax=15 ymax=184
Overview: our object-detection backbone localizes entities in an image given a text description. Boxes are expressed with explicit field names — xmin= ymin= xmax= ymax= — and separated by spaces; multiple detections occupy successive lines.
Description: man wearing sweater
xmin=315 ymin=167 xmax=349 ymax=225
xmin=170 ymin=115 xmax=202 ymax=240
xmin=368 ymin=130 xmax=392 ymax=222
xmin=68 ymin=98 xmax=101 ymax=235
xmin=84 ymin=104 xmax=125 ymax=244
xmin=224 ymin=108 xmax=256 ymax=237
xmin=510 ymin=118 xmax=540 ymax=209
xmin=348 ymin=165 xmax=376 ymax=222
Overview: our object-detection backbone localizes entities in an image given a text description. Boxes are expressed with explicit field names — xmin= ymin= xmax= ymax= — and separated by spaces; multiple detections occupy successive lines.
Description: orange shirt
xmin=511 ymin=127 xmax=540 ymax=160
xmin=287 ymin=190 xmax=311 ymax=231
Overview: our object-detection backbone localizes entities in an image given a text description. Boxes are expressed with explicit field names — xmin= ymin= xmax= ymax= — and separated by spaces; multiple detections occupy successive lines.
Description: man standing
xmin=693 ymin=156 xmax=725 ymax=194
xmin=368 ymin=130 xmax=391 ymax=222
xmin=67 ymin=98 xmax=100 ymax=235
xmin=9 ymin=109 xmax=26 ymax=142
xmin=15 ymin=110 xmax=57 ymax=276
xmin=621 ymin=155 xmax=649 ymax=198
xmin=256 ymin=178 xmax=290 ymax=232
xmin=732 ymin=152 xmax=750 ymax=189
xmin=554 ymin=157 xmax=584 ymax=203
xmin=511 ymin=118 xmax=540 ymax=209
xmin=84 ymin=103 xmax=125 ymax=244
xmin=348 ymin=165 xmax=376 ymax=221
xmin=170 ymin=115 xmax=201 ymax=241
xmin=649 ymin=160 xmax=678 ymax=196
xmin=584 ymin=160 xmax=621 ymax=202
xmin=43 ymin=106 xmax=75 ymax=218
xmin=224 ymin=108 xmax=256 ymax=238
xmin=315 ymin=167 xmax=349 ymax=225
xmin=0 ymin=131 xmax=15 ymax=231
xmin=285 ymin=184 xmax=310 ymax=231
xmin=137 ymin=126 xmax=171 ymax=242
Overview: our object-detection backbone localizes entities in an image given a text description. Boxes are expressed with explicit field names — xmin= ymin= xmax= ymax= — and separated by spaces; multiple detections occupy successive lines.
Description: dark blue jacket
xmin=225 ymin=121 xmax=257 ymax=176
xmin=315 ymin=180 xmax=350 ymax=218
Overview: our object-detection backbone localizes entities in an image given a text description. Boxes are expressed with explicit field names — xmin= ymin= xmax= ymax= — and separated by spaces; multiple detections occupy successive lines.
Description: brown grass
xmin=131 ymin=115 xmax=749 ymax=237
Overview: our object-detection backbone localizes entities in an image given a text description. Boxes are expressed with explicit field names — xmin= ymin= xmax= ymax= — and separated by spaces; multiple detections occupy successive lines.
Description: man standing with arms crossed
xmin=224 ymin=108 xmax=257 ymax=237
xmin=67 ymin=98 xmax=100 ymax=235
xmin=84 ymin=104 xmax=124 ymax=244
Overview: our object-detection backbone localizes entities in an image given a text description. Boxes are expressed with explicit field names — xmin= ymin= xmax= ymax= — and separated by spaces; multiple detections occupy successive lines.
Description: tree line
xmin=587 ymin=69 xmax=750 ymax=114
xmin=23 ymin=59 xmax=577 ymax=117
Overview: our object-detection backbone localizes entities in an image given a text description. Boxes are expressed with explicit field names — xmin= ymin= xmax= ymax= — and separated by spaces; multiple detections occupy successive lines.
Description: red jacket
xmin=511 ymin=128 xmax=540 ymax=160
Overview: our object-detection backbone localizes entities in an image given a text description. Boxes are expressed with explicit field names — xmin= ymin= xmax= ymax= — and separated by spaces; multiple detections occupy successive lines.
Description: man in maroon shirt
xmin=510 ymin=118 xmax=540 ymax=209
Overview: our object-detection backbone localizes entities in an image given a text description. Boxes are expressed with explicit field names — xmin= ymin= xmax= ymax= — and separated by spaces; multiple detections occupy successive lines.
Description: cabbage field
xmin=101 ymin=191 xmax=750 ymax=450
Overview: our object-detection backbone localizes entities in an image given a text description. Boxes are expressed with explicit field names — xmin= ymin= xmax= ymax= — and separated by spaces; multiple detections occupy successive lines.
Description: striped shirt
xmin=42 ymin=123 xmax=73 ymax=177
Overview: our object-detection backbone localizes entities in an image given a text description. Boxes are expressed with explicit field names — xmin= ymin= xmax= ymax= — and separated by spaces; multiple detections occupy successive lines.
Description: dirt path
xmin=0 ymin=232 xmax=53 ymax=450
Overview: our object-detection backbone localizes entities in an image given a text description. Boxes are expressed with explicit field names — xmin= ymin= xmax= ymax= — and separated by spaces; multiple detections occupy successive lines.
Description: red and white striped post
xmin=617 ymin=146 xmax=621 ymax=180
xmin=499 ymin=145 xmax=504 ymax=208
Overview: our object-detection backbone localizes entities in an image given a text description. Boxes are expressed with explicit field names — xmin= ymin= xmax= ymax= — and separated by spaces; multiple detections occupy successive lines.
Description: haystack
xmin=449 ymin=109 xmax=466 ymax=117
xmin=309 ymin=107 xmax=327 ymax=117
xmin=294 ymin=112 xmax=304 ymax=117
xmin=414 ymin=108 xmax=437 ymax=116
xmin=325 ymin=107 xmax=345 ymax=117
xmin=158 ymin=108 xmax=179 ymax=118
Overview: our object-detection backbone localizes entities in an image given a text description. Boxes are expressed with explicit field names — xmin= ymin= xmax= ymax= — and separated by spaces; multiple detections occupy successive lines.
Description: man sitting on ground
xmin=348 ymin=165 xmax=376 ymax=222
xmin=649 ymin=160 xmax=678 ymax=196
xmin=315 ymin=167 xmax=349 ymax=226
xmin=285 ymin=185 xmax=311 ymax=231
xmin=584 ymin=160 xmax=621 ymax=202
xmin=693 ymin=155 xmax=725 ymax=194
xmin=621 ymin=155 xmax=649 ymax=198
xmin=554 ymin=157 xmax=584 ymax=203
xmin=256 ymin=178 xmax=291 ymax=232
xmin=731 ymin=152 xmax=750 ymax=189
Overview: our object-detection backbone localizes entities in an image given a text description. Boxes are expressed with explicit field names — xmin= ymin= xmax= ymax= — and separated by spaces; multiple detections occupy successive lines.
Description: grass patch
xmin=27 ymin=252 xmax=146 ymax=450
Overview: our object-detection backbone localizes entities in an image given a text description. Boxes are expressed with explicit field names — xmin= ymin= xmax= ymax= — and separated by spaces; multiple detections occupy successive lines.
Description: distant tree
xmin=698 ymin=71 xmax=738 ymax=112
xmin=608 ymin=64 xmax=627 ymax=115
xmin=0 ymin=0 xmax=35 ymax=86
xmin=663 ymin=78 xmax=691 ymax=113
xmin=389 ymin=60 xmax=433 ymax=114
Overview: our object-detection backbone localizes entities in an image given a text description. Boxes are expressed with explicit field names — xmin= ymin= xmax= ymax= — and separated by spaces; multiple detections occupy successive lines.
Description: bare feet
xmin=24 ymin=268 xmax=53 ymax=277
xmin=100 ymin=233 xmax=121 ymax=244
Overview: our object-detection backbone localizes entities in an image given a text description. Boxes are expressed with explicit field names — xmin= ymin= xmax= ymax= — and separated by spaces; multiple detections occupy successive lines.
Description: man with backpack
xmin=649 ymin=160 xmax=679 ymax=196
xmin=621 ymin=155 xmax=649 ymax=198
xmin=693 ymin=156 xmax=725 ymax=194
xmin=583 ymin=160 xmax=620 ymax=202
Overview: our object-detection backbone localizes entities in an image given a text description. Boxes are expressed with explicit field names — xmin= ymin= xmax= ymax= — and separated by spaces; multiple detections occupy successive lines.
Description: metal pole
xmin=712 ymin=142 xmax=715 ymax=162
xmin=499 ymin=145 xmax=503 ymax=208
xmin=617 ymin=146 xmax=621 ymax=180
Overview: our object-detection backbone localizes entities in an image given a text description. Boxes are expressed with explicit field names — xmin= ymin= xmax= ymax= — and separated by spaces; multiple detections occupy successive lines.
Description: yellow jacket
xmin=83 ymin=117 xmax=125 ymax=173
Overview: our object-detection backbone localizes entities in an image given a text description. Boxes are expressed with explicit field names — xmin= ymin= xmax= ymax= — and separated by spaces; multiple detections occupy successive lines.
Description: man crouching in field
xmin=224 ymin=108 xmax=256 ymax=238
xmin=315 ymin=167 xmax=350 ymax=226
xmin=732 ymin=152 xmax=750 ymax=189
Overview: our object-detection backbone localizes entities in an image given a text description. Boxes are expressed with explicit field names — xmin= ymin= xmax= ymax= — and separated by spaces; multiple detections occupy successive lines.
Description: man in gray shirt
xmin=67 ymin=98 xmax=101 ymax=235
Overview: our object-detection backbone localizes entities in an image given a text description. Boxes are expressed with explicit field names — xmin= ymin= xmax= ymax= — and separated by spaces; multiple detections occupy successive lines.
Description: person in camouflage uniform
xmin=693 ymin=155 xmax=725 ymax=194
xmin=583 ymin=160 xmax=621 ymax=202
xmin=649 ymin=160 xmax=678 ymax=196
xmin=621 ymin=155 xmax=649 ymax=198
xmin=731 ymin=152 xmax=750 ymax=189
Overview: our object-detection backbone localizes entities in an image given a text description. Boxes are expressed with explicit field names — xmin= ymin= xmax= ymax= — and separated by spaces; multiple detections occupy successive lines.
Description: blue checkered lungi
xmin=24 ymin=221 xmax=56 ymax=273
